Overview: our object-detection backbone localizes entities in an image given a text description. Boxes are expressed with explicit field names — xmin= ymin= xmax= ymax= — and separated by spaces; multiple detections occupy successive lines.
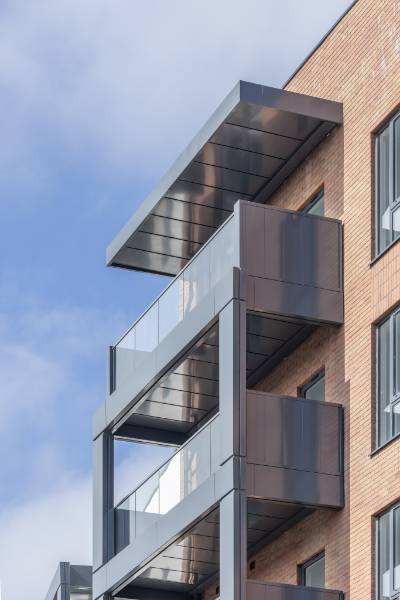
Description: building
xmin=44 ymin=563 xmax=92 ymax=600
xmin=91 ymin=0 xmax=400 ymax=598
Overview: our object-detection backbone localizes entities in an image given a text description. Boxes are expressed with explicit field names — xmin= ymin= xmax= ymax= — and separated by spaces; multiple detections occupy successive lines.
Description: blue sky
xmin=0 ymin=1 xmax=353 ymax=598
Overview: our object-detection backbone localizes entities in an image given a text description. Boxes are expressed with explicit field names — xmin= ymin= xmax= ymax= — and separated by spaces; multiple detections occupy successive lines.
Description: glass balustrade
xmin=112 ymin=216 xmax=235 ymax=393
xmin=114 ymin=415 xmax=220 ymax=555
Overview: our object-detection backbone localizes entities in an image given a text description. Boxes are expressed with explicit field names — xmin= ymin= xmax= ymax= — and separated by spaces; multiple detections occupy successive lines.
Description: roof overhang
xmin=107 ymin=81 xmax=343 ymax=275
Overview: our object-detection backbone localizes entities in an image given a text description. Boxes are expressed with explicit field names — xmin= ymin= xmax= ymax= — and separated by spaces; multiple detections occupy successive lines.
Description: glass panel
xmin=378 ymin=512 xmax=391 ymax=600
xmin=135 ymin=303 xmax=158 ymax=367
xmin=395 ymin=312 xmax=400 ymax=396
xmin=395 ymin=508 xmax=400 ymax=590
xmin=113 ymin=439 xmax=172 ymax=506
xmin=183 ymin=426 xmax=210 ymax=496
xmin=70 ymin=594 xmax=91 ymax=600
xmin=393 ymin=204 xmax=400 ymax=240
xmin=378 ymin=126 xmax=392 ymax=253
xmin=183 ymin=245 xmax=210 ymax=314
xmin=115 ymin=493 xmax=135 ymax=554
xmin=210 ymin=219 xmax=234 ymax=289
xmin=305 ymin=192 xmax=324 ymax=216
xmin=395 ymin=117 xmax=400 ymax=202
xmin=304 ymin=555 xmax=325 ymax=588
xmin=210 ymin=417 xmax=221 ymax=473
xmin=136 ymin=473 xmax=160 ymax=537
xmin=115 ymin=327 xmax=135 ymax=390
xmin=378 ymin=319 xmax=392 ymax=446
xmin=159 ymin=453 xmax=183 ymax=515
xmin=303 ymin=374 xmax=325 ymax=402
xmin=158 ymin=276 xmax=184 ymax=342
xmin=394 ymin=401 xmax=400 ymax=439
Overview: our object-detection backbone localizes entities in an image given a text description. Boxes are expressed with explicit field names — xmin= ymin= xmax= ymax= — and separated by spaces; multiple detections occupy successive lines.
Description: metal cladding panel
xmin=247 ymin=581 xmax=343 ymax=600
xmin=240 ymin=202 xmax=343 ymax=325
xmin=246 ymin=390 xmax=343 ymax=508
xmin=107 ymin=81 xmax=342 ymax=274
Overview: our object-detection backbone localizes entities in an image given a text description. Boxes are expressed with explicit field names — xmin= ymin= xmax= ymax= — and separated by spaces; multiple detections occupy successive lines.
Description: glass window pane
xmin=70 ymin=594 xmax=92 ymax=600
xmin=378 ymin=126 xmax=392 ymax=253
xmin=395 ymin=117 xmax=400 ymax=202
xmin=305 ymin=192 xmax=324 ymax=216
xmin=158 ymin=276 xmax=184 ymax=342
xmin=303 ymin=374 xmax=325 ymax=402
xmin=136 ymin=473 xmax=160 ymax=537
xmin=394 ymin=313 xmax=400 ymax=396
xmin=393 ymin=400 xmax=400 ymax=439
xmin=135 ymin=303 xmax=159 ymax=366
xmin=395 ymin=508 xmax=400 ymax=590
xmin=378 ymin=512 xmax=391 ymax=600
xmin=378 ymin=319 xmax=392 ymax=446
xmin=304 ymin=555 xmax=325 ymax=588
xmin=393 ymin=204 xmax=400 ymax=239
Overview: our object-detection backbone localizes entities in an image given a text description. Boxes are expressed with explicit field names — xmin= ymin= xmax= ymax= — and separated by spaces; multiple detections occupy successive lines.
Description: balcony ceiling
xmin=116 ymin=501 xmax=309 ymax=598
xmin=107 ymin=81 xmax=342 ymax=275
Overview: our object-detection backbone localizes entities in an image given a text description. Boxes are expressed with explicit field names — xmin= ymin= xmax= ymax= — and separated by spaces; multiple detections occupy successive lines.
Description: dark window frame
xmin=303 ymin=188 xmax=325 ymax=216
xmin=375 ymin=111 xmax=400 ymax=257
xmin=299 ymin=551 xmax=325 ymax=587
xmin=299 ymin=369 xmax=325 ymax=401
xmin=376 ymin=307 xmax=400 ymax=449
xmin=376 ymin=502 xmax=400 ymax=600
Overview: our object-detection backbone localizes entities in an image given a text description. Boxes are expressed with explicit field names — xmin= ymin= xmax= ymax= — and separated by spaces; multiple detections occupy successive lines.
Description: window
xmin=300 ymin=553 xmax=325 ymax=588
xmin=300 ymin=371 xmax=325 ymax=402
xmin=376 ymin=503 xmax=400 ymax=600
xmin=376 ymin=112 xmax=400 ymax=254
xmin=303 ymin=190 xmax=325 ymax=216
xmin=376 ymin=309 xmax=400 ymax=447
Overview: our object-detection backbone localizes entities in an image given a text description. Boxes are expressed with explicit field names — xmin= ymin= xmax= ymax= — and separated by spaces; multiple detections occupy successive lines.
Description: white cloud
xmin=0 ymin=471 xmax=92 ymax=600
xmin=0 ymin=0 xmax=354 ymax=203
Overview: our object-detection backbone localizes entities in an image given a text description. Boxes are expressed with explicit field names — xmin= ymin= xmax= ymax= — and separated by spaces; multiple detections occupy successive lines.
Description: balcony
xmin=106 ymin=81 xmax=342 ymax=276
xmin=112 ymin=509 xmax=344 ymax=600
xmin=246 ymin=391 xmax=344 ymax=509
xmin=102 ymin=199 xmax=343 ymax=438
xmin=247 ymin=582 xmax=344 ymax=600
xmin=116 ymin=391 xmax=342 ymax=551
xmin=114 ymin=415 xmax=220 ymax=555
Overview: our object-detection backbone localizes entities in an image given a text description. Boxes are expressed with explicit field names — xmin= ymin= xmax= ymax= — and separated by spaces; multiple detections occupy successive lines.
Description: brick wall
xmin=249 ymin=1 xmax=400 ymax=599
xmin=202 ymin=1 xmax=400 ymax=598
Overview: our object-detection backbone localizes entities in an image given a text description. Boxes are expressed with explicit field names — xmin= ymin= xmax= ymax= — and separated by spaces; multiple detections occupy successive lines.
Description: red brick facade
xmin=205 ymin=0 xmax=400 ymax=597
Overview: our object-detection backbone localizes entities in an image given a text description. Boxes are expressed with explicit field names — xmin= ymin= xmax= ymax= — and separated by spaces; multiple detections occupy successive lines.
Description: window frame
xmin=376 ymin=502 xmax=400 ymax=600
xmin=303 ymin=189 xmax=325 ymax=216
xmin=375 ymin=111 xmax=400 ymax=257
xmin=299 ymin=369 xmax=325 ymax=402
xmin=376 ymin=307 xmax=400 ymax=449
xmin=299 ymin=551 xmax=325 ymax=588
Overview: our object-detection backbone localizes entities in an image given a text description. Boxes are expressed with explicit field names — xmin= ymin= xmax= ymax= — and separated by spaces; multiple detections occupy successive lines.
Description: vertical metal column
xmin=219 ymin=298 xmax=246 ymax=464
xmin=219 ymin=295 xmax=247 ymax=600
xmin=93 ymin=431 xmax=113 ymax=570
xmin=220 ymin=490 xmax=247 ymax=600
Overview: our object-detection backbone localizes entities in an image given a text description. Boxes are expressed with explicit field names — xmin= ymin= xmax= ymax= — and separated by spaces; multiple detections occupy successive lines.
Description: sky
xmin=0 ymin=1 xmax=354 ymax=598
